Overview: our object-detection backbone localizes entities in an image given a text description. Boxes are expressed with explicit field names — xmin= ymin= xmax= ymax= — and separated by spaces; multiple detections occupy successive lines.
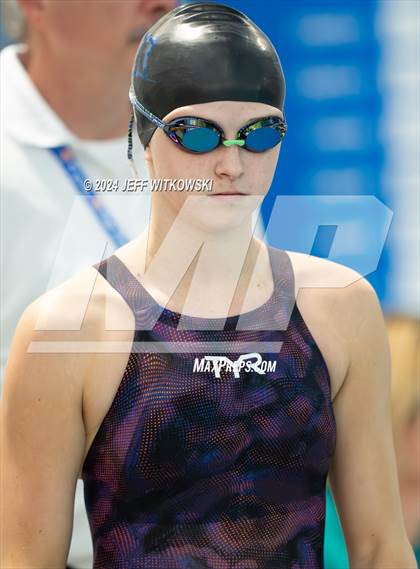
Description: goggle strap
xmin=129 ymin=156 xmax=141 ymax=180
xmin=129 ymin=85 xmax=166 ymax=130
xmin=127 ymin=111 xmax=135 ymax=161
xmin=127 ymin=108 xmax=141 ymax=177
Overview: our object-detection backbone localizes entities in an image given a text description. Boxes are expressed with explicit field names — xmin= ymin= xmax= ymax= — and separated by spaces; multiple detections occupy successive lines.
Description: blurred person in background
xmin=324 ymin=314 xmax=420 ymax=568
xmin=389 ymin=315 xmax=420 ymax=562
xmin=0 ymin=1 xmax=176 ymax=567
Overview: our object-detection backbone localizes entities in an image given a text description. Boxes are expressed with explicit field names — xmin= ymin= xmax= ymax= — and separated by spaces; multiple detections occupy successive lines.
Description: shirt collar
xmin=1 ymin=43 xmax=77 ymax=148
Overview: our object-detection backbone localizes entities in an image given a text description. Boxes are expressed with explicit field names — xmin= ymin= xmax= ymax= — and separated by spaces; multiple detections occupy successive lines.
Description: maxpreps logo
xmin=193 ymin=352 xmax=277 ymax=378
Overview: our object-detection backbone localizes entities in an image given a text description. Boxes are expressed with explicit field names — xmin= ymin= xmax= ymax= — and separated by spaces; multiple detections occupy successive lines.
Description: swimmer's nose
xmin=214 ymin=144 xmax=245 ymax=181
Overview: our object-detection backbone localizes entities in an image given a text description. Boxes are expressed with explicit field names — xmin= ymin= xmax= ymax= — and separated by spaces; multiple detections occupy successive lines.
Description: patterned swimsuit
xmin=82 ymin=246 xmax=336 ymax=569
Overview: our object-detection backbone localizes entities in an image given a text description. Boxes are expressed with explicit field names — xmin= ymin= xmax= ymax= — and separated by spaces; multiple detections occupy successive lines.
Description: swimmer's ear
xmin=144 ymin=144 xmax=153 ymax=165
xmin=144 ymin=143 xmax=151 ymax=158
xmin=144 ymin=142 xmax=156 ymax=179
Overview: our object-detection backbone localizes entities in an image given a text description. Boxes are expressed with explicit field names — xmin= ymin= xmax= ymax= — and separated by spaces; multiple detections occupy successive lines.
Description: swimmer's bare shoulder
xmin=286 ymin=250 xmax=375 ymax=401
xmin=287 ymin=251 xmax=415 ymax=565
xmin=1 ymin=263 xmax=135 ymax=568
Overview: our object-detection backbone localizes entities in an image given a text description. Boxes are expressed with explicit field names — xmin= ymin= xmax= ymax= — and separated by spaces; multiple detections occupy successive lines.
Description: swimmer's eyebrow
xmin=245 ymin=112 xmax=285 ymax=123
xmin=168 ymin=113 xmax=285 ymax=126
xmin=223 ymin=112 xmax=285 ymax=126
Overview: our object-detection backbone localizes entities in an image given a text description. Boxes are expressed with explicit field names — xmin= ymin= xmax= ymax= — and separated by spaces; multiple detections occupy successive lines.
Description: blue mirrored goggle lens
xmin=179 ymin=127 xmax=220 ymax=152
xmin=244 ymin=126 xmax=282 ymax=152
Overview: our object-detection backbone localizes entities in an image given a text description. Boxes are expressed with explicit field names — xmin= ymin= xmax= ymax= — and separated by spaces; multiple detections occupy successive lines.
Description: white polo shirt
xmin=1 ymin=43 xmax=150 ymax=568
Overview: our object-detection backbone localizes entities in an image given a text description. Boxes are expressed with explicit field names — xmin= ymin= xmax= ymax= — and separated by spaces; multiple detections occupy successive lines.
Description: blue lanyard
xmin=49 ymin=146 xmax=129 ymax=248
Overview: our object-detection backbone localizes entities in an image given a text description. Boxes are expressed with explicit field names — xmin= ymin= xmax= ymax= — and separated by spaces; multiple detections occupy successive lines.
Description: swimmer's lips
xmin=209 ymin=191 xmax=247 ymax=197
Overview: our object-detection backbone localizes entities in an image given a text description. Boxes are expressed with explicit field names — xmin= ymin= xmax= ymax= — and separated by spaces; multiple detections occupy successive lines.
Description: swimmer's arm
xmin=327 ymin=277 xmax=417 ymax=568
xmin=1 ymin=298 xmax=88 ymax=569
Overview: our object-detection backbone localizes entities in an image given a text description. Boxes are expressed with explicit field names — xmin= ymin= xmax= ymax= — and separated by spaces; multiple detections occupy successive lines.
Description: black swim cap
xmin=131 ymin=2 xmax=286 ymax=148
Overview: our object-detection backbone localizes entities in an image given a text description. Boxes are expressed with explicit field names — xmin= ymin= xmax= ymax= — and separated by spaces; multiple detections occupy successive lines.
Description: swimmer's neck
xmin=132 ymin=221 xmax=271 ymax=317
xmin=19 ymin=45 xmax=131 ymax=140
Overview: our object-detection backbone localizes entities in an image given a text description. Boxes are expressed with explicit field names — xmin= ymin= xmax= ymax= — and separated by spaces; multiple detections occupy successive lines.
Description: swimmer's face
xmin=21 ymin=0 xmax=176 ymax=70
xmin=144 ymin=101 xmax=284 ymax=233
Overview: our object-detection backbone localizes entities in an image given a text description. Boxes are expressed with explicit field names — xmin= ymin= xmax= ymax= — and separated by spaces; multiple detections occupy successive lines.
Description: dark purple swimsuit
xmin=82 ymin=246 xmax=336 ymax=569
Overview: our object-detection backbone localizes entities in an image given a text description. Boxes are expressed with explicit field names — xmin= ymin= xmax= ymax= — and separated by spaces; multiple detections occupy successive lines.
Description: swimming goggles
xmin=128 ymin=85 xmax=287 ymax=157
